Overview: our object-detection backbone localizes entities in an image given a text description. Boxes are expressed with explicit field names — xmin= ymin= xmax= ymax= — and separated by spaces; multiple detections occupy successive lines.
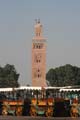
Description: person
xmin=22 ymin=97 xmax=31 ymax=116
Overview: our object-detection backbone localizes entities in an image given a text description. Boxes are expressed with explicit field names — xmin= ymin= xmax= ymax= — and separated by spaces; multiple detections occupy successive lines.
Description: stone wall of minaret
xmin=32 ymin=20 xmax=46 ymax=86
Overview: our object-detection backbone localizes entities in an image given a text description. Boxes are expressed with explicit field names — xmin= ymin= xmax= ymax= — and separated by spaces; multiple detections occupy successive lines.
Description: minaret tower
xmin=32 ymin=20 xmax=46 ymax=86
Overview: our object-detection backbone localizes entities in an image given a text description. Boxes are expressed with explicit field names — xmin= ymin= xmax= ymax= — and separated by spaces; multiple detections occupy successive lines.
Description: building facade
xmin=32 ymin=20 xmax=46 ymax=86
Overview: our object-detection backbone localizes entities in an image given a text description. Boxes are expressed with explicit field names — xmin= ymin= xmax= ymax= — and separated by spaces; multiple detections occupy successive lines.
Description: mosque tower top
xmin=34 ymin=19 xmax=43 ymax=37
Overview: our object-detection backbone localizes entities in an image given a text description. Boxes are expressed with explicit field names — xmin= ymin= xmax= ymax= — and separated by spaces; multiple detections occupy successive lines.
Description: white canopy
xmin=59 ymin=88 xmax=80 ymax=92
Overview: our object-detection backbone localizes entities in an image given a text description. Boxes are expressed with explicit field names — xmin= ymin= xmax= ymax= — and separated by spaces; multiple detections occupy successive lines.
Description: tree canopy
xmin=0 ymin=64 xmax=19 ymax=88
xmin=46 ymin=64 xmax=80 ymax=87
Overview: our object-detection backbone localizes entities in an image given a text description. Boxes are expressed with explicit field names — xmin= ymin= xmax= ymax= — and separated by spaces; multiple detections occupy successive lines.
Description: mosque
xmin=32 ymin=20 xmax=47 ymax=87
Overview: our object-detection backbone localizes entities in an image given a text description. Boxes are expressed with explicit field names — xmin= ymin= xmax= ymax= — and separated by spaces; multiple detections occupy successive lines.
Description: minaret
xmin=32 ymin=20 xmax=46 ymax=86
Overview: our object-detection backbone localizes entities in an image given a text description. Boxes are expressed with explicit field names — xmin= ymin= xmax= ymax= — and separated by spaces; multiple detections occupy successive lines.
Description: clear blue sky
xmin=0 ymin=0 xmax=80 ymax=85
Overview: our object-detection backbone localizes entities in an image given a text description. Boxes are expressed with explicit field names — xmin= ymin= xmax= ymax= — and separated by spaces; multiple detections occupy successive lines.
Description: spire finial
xmin=34 ymin=19 xmax=42 ymax=37
xmin=35 ymin=19 xmax=37 ymax=24
xmin=35 ymin=19 xmax=40 ymax=24
xmin=38 ymin=19 xmax=40 ymax=23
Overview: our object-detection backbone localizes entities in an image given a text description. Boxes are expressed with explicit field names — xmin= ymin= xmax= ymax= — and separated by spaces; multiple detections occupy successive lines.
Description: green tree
xmin=0 ymin=64 xmax=19 ymax=88
xmin=46 ymin=64 xmax=80 ymax=87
